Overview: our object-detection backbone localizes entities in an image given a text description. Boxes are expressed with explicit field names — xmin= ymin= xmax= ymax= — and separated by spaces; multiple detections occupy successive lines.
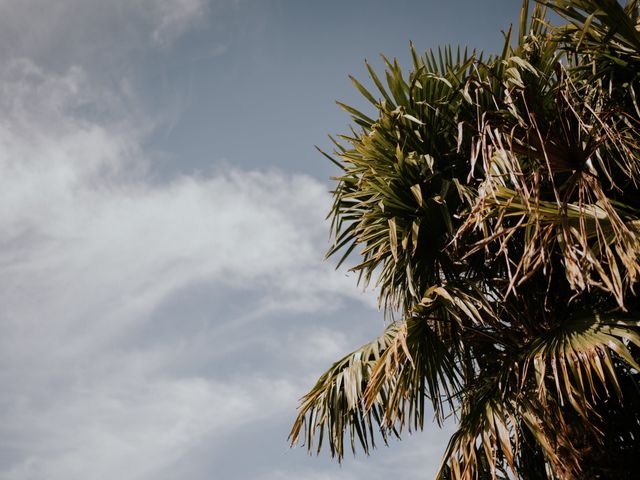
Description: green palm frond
xmin=543 ymin=0 xmax=640 ymax=56
xmin=524 ymin=314 xmax=640 ymax=412
xmin=326 ymin=44 xmax=479 ymax=315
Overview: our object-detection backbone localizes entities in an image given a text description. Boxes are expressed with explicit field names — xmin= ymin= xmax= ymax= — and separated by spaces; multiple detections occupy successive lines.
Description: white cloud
xmin=0 ymin=0 xmax=209 ymax=58
xmin=145 ymin=0 xmax=209 ymax=46
xmin=0 ymin=57 xmax=362 ymax=350
xmin=0 ymin=59 xmax=373 ymax=478
xmin=3 ymin=372 xmax=297 ymax=480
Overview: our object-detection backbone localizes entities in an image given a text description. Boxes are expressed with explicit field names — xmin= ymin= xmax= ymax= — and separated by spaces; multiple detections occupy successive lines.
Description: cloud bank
xmin=0 ymin=52 xmax=375 ymax=478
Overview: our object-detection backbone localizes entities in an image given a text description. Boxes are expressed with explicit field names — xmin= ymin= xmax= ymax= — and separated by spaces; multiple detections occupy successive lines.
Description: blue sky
xmin=0 ymin=1 xmax=520 ymax=478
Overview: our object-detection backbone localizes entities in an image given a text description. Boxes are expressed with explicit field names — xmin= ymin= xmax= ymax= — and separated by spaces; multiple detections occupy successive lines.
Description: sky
xmin=0 ymin=1 xmax=521 ymax=479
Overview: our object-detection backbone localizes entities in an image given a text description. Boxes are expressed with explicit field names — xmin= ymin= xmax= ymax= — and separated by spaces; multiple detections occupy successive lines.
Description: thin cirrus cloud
xmin=147 ymin=0 xmax=210 ymax=46
xmin=0 ymin=0 xmax=210 ymax=55
xmin=0 ymin=43 xmax=372 ymax=480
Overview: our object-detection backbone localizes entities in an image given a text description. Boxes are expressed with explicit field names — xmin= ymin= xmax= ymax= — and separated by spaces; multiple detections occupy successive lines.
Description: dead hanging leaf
xmin=388 ymin=217 xmax=398 ymax=262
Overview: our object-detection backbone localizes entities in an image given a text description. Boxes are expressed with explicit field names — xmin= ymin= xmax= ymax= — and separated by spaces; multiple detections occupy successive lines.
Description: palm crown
xmin=290 ymin=1 xmax=640 ymax=478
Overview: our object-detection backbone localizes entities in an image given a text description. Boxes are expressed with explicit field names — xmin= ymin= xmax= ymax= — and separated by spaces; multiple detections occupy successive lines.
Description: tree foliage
xmin=290 ymin=1 xmax=640 ymax=478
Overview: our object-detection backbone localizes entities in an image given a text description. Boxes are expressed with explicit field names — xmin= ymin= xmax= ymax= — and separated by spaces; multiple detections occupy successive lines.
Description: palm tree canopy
xmin=291 ymin=1 xmax=640 ymax=478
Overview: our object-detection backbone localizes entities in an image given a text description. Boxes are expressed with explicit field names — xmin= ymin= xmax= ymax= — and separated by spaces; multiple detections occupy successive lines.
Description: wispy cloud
xmin=0 ymin=0 xmax=210 ymax=56
xmin=145 ymin=0 xmax=209 ymax=46
xmin=3 ymin=373 xmax=295 ymax=479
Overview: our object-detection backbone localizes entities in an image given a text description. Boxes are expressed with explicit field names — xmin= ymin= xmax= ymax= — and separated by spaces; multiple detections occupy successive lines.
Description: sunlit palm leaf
xmin=289 ymin=323 xmax=397 ymax=458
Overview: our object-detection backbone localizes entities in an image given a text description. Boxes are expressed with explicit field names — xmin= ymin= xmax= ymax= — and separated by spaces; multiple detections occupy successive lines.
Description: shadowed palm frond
xmin=524 ymin=314 xmax=640 ymax=414
xmin=437 ymin=312 xmax=640 ymax=480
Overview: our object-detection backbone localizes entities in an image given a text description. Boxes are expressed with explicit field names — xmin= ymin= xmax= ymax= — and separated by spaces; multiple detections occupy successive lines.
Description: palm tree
xmin=289 ymin=1 xmax=640 ymax=478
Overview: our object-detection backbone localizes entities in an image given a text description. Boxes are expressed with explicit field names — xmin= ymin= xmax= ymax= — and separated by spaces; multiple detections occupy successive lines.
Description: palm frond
xmin=462 ymin=182 xmax=640 ymax=306
xmin=290 ymin=315 xmax=462 ymax=460
xmin=524 ymin=314 xmax=640 ymax=414
xmin=289 ymin=324 xmax=397 ymax=459
xmin=327 ymin=45 xmax=479 ymax=315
